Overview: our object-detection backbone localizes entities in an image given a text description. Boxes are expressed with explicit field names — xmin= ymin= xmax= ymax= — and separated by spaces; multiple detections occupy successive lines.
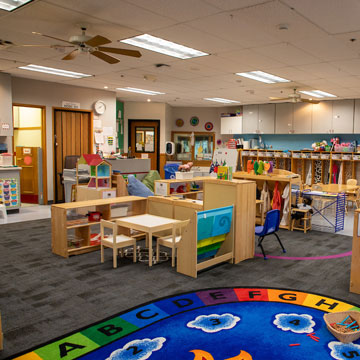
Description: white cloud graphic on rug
xmin=106 ymin=337 xmax=166 ymax=360
xmin=273 ymin=313 xmax=315 ymax=333
xmin=187 ymin=313 xmax=240 ymax=333
xmin=328 ymin=341 xmax=360 ymax=360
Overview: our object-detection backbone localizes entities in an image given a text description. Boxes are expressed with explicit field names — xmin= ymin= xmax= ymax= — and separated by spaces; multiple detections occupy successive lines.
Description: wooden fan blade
xmin=301 ymin=98 xmax=320 ymax=104
xmin=85 ymin=35 xmax=111 ymax=47
xmin=62 ymin=49 xmax=79 ymax=60
xmin=91 ymin=50 xmax=119 ymax=64
xmin=269 ymin=97 xmax=290 ymax=101
xmin=97 ymin=46 xmax=141 ymax=58
xmin=32 ymin=31 xmax=74 ymax=45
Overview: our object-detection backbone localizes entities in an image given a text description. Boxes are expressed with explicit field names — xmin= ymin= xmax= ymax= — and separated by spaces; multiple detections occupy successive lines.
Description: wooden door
xmin=129 ymin=120 xmax=159 ymax=170
xmin=54 ymin=109 xmax=93 ymax=203
xmin=16 ymin=146 xmax=39 ymax=203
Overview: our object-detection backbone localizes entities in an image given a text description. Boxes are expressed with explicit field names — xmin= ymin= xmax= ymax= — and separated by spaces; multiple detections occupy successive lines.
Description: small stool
xmin=0 ymin=204 xmax=7 ymax=221
xmin=291 ymin=208 xmax=311 ymax=233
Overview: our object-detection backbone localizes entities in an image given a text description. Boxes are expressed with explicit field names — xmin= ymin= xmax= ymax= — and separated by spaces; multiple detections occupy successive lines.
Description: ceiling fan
xmin=2 ymin=27 xmax=141 ymax=64
xmin=269 ymin=89 xmax=320 ymax=104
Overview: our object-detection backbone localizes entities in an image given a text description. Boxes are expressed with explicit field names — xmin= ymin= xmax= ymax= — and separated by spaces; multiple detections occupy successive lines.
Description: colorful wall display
xmin=0 ymin=178 xmax=18 ymax=208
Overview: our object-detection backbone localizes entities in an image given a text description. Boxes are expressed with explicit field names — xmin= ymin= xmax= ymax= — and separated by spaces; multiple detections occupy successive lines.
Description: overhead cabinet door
xmin=275 ymin=103 xmax=293 ymax=134
xmin=220 ymin=116 xmax=242 ymax=134
xmin=312 ymin=101 xmax=332 ymax=133
xmin=354 ymin=99 xmax=360 ymax=133
xmin=258 ymin=104 xmax=275 ymax=134
xmin=242 ymin=105 xmax=258 ymax=134
xmin=332 ymin=99 xmax=354 ymax=134
xmin=293 ymin=103 xmax=312 ymax=134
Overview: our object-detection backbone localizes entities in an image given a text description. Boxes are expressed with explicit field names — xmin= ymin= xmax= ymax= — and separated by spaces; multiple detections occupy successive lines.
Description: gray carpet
xmin=1 ymin=219 xmax=360 ymax=359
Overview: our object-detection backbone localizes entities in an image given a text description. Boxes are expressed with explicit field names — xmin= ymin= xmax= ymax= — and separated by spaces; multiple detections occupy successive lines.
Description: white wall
xmin=0 ymin=73 xmax=13 ymax=151
xmin=11 ymin=77 xmax=117 ymax=201
xmin=124 ymin=102 xmax=168 ymax=153
xmin=170 ymin=106 xmax=241 ymax=144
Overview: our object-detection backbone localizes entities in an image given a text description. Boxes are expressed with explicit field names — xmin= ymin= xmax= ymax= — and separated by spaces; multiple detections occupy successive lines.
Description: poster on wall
xmin=0 ymin=178 xmax=18 ymax=208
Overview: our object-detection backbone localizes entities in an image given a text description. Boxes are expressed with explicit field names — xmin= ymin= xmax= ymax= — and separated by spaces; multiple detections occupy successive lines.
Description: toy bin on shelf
xmin=164 ymin=163 xmax=180 ymax=179
xmin=175 ymin=171 xmax=194 ymax=179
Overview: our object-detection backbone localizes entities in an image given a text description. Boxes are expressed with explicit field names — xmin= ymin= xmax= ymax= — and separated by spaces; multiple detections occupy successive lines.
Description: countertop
xmin=0 ymin=166 xmax=21 ymax=171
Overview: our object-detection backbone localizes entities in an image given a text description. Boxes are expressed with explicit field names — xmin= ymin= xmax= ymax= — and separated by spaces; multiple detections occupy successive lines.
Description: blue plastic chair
xmin=255 ymin=209 xmax=286 ymax=259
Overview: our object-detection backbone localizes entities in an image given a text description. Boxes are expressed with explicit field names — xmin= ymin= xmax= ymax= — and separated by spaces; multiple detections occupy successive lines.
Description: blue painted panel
xmin=197 ymin=206 xmax=233 ymax=241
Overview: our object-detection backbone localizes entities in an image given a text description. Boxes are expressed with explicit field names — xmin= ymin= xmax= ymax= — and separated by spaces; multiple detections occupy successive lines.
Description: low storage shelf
xmin=51 ymin=196 xmax=147 ymax=258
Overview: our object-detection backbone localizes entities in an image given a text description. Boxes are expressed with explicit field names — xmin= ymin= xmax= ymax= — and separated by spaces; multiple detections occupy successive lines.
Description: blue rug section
xmin=80 ymin=302 xmax=357 ymax=359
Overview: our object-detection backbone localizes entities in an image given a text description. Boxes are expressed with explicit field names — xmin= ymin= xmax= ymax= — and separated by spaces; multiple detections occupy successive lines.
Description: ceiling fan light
xmin=18 ymin=64 xmax=92 ymax=78
xmin=120 ymin=34 xmax=208 ymax=59
xmin=0 ymin=0 xmax=33 ymax=11
xmin=235 ymin=71 xmax=290 ymax=84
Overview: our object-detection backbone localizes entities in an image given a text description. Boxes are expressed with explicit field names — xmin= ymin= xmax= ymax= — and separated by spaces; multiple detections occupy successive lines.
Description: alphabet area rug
xmin=8 ymin=287 xmax=360 ymax=360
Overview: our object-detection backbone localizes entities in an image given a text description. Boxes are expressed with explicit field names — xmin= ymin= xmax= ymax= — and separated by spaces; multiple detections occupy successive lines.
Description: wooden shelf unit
xmin=51 ymin=196 xmax=147 ymax=258
xmin=154 ymin=176 xmax=214 ymax=199
xmin=240 ymin=149 xmax=360 ymax=186
xmin=233 ymin=170 xmax=301 ymax=231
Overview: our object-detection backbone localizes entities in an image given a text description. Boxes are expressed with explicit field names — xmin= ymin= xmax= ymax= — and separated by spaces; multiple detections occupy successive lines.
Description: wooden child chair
xmin=156 ymin=219 xmax=190 ymax=267
xmin=100 ymin=219 xmax=136 ymax=268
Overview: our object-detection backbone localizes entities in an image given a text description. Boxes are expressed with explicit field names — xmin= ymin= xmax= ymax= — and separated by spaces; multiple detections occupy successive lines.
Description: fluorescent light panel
xmin=18 ymin=64 xmax=92 ymax=78
xmin=204 ymin=97 xmax=239 ymax=104
xmin=116 ymin=87 xmax=165 ymax=95
xmin=0 ymin=0 xmax=33 ymax=11
xmin=299 ymin=90 xmax=337 ymax=98
xmin=236 ymin=71 xmax=290 ymax=84
xmin=120 ymin=34 xmax=208 ymax=59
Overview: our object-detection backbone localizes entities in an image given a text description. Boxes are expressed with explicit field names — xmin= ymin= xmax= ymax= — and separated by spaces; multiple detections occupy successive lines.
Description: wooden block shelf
xmin=52 ymin=196 xmax=147 ymax=258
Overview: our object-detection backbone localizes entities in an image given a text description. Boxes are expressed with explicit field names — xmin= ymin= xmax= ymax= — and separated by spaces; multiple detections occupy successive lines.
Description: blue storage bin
xmin=164 ymin=163 xmax=180 ymax=179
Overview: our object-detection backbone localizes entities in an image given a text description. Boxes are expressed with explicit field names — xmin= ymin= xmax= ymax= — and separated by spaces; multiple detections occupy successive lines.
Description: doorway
xmin=128 ymin=120 xmax=160 ymax=170
xmin=13 ymin=104 xmax=47 ymax=204
xmin=53 ymin=108 xmax=93 ymax=203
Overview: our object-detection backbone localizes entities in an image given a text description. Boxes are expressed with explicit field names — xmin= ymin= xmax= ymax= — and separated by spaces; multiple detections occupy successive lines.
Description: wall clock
xmin=94 ymin=100 xmax=106 ymax=115
xmin=190 ymin=116 xmax=199 ymax=126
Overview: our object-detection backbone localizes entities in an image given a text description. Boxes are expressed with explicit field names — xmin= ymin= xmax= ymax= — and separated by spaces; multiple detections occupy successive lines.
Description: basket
xmin=175 ymin=171 xmax=193 ymax=179
xmin=324 ymin=311 xmax=360 ymax=343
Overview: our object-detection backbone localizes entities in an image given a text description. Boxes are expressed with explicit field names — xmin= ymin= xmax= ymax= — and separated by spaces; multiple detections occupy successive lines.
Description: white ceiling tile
xmin=299 ymin=63 xmax=350 ymax=79
xmin=264 ymin=66 xmax=319 ymax=81
xmin=202 ymin=0 xmax=273 ymax=11
xmin=293 ymin=35 xmax=359 ymax=62
xmin=124 ymin=0 xmax=220 ymax=22
xmin=217 ymin=49 xmax=286 ymax=70
xmin=43 ymin=0 xmax=175 ymax=32
xmin=282 ymin=0 xmax=360 ymax=34
xmin=253 ymin=43 xmax=322 ymax=66
xmin=326 ymin=76 xmax=360 ymax=88
xmin=237 ymin=1 xmax=327 ymax=42
xmin=151 ymin=24 xmax=238 ymax=54
xmin=186 ymin=12 xmax=280 ymax=48
xmin=330 ymin=59 xmax=360 ymax=76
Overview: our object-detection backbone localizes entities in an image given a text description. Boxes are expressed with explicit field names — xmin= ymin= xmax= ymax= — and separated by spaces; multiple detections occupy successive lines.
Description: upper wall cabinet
xmin=275 ymin=103 xmax=294 ymax=134
xmin=293 ymin=103 xmax=312 ymax=134
xmin=242 ymin=105 xmax=258 ymax=134
xmin=243 ymin=104 xmax=275 ymax=134
xmin=220 ymin=116 xmax=242 ymax=134
xmin=312 ymin=101 xmax=332 ymax=133
xmin=354 ymin=99 xmax=360 ymax=133
xmin=258 ymin=104 xmax=275 ymax=134
xmin=312 ymin=100 xmax=354 ymax=134
xmin=332 ymin=99 xmax=354 ymax=134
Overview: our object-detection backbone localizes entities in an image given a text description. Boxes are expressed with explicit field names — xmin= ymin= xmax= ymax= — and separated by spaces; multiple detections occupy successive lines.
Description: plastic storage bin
xmin=164 ymin=163 xmax=180 ymax=179
xmin=0 ymin=153 xmax=12 ymax=166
